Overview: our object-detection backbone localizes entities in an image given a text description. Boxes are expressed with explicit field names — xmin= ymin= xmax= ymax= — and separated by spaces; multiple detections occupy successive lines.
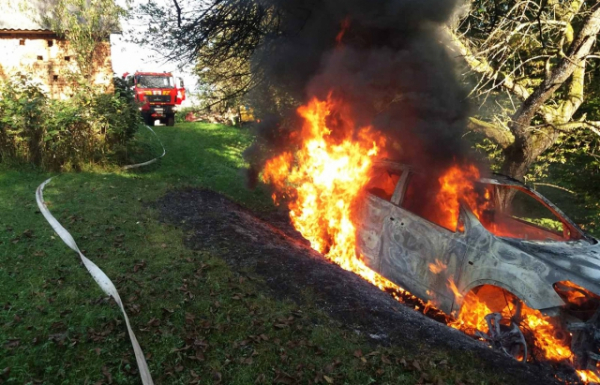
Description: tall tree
xmin=448 ymin=0 xmax=600 ymax=184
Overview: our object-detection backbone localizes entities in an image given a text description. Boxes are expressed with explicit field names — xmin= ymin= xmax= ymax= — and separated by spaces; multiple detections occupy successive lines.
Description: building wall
xmin=0 ymin=32 xmax=114 ymax=98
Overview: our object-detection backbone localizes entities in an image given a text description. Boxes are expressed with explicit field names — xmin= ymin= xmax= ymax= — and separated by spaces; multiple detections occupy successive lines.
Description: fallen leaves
xmin=102 ymin=365 xmax=113 ymax=384
xmin=4 ymin=339 xmax=20 ymax=349
xmin=273 ymin=315 xmax=296 ymax=330
xmin=133 ymin=260 xmax=147 ymax=273
xmin=211 ymin=371 xmax=222 ymax=383
xmin=147 ymin=318 xmax=160 ymax=327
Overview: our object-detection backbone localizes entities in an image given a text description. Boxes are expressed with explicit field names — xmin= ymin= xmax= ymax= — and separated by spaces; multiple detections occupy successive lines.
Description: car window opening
xmin=367 ymin=168 xmax=577 ymax=241
xmin=473 ymin=184 xmax=572 ymax=241
xmin=365 ymin=168 xmax=402 ymax=201
xmin=401 ymin=173 xmax=459 ymax=231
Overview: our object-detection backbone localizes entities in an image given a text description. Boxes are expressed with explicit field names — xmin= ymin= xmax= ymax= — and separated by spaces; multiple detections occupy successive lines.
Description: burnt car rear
xmin=355 ymin=161 xmax=600 ymax=373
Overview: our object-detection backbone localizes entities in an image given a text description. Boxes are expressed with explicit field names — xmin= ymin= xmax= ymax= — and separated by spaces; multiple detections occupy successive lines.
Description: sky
xmin=110 ymin=0 xmax=199 ymax=104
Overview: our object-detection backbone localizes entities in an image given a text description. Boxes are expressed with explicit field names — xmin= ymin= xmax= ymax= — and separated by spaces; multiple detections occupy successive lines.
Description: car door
xmin=355 ymin=165 xmax=404 ymax=271
xmin=376 ymin=171 xmax=468 ymax=314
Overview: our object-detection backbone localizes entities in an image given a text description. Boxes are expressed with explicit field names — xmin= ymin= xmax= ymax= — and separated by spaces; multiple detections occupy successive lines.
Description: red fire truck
xmin=123 ymin=71 xmax=186 ymax=126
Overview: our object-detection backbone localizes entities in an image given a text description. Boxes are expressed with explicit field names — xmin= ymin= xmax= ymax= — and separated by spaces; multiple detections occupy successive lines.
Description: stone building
xmin=0 ymin=0 xmax=114 ymax=98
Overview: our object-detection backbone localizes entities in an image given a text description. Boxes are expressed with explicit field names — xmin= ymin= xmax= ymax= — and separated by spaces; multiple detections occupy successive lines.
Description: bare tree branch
xmin=533 ymin=182 xmax=577 ymax=194
xmin=172 ymin=0 xmax=182 ymax=28
xmin=446 ymin=27 xmax=531 ymax=101
xmin=451 ymin=0 xmax=600 ymax=179
xmin=511 ymin=4 xmax=600 ymax=138
xmin=467 ymin=117 xmax=515 ymax=148
xmin=583 ymin=121 xmax=600 ymax=138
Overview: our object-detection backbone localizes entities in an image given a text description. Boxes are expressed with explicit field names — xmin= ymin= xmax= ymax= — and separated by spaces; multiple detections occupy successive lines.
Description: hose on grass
xmin=35 ymin=125 xmax=166 ymax=385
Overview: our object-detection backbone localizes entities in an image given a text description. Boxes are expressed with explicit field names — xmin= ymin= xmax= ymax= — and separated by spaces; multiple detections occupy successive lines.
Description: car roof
xmin=372 ymin=160 xmax=523 ymax=186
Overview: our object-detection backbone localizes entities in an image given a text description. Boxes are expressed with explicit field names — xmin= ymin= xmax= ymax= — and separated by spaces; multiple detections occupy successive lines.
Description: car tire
xmin=143 ymin=114 xmax=155 ymax=127
xmin=476 ymin=312 xmax=528 ymax=362
xmin=166 ymin=114 xmax=175 ymax=127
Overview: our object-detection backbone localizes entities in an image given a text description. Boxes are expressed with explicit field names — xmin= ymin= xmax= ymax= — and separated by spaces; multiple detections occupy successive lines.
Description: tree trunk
xmin=497 ymin=126 xmax=561 ymax=208
xmin=500 ymin=140 xmax=533 ymax=181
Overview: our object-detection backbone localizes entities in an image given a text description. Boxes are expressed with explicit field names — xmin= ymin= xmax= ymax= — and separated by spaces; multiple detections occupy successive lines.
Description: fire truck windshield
xmin=136 ymin=75 xmax=175 ymax=89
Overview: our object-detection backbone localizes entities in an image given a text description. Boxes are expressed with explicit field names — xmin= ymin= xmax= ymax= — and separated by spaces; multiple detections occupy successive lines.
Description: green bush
xmin=0 ymin=73 xmax=141 ymax=171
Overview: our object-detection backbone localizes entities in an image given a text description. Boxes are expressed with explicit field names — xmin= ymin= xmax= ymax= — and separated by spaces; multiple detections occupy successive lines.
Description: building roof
xmin=0 ymin=0 xmax=53 ymax=32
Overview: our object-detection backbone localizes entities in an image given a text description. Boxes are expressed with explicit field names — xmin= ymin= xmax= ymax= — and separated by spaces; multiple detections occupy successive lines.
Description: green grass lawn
xmin=1 ymin=123 xmax=517 ymax=384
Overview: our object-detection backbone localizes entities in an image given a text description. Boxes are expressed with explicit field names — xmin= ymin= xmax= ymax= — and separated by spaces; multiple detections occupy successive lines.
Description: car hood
xmin=503 ymin=237 xmax=600 ymax=296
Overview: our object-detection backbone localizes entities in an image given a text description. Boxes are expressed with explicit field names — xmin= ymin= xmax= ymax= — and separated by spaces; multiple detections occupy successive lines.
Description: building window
xmin=64 ymin=56 xmax=71 ymax=61
xmin=37 ymin=55 xmax=43 ymax=61
xmin=19 ymin=39 xmax=25 ymax=46
xmin=53 ymin=75 xmax=59 ymax=81
xmin=47 ymin=40 xmax=54 ymax=47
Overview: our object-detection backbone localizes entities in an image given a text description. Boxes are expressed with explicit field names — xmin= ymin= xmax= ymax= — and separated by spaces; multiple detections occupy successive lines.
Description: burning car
xmin=355 ymin=160 xmax=600 ymax=374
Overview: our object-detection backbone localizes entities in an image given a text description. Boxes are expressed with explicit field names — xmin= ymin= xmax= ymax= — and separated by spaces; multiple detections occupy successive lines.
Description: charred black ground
xmin=155 ymin=187 xmax=584 ymax=385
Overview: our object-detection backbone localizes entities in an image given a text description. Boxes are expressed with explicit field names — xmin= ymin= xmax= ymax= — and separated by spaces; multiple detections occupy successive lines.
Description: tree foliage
xmin=39 ymin=0 xmax=126 ymax=81
xmin=0 ymin=1 xmax=142 ymax=170
xmin=450 ymin=0 xmax=600 ymax=183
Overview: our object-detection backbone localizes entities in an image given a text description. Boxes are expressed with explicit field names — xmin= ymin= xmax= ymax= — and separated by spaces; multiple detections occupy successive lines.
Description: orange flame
xmin=578 ymin=370 xmax=600 ymax=384
xmin=335 ymin=17 xmax=351 ymax=46
xmin=435 ymin=164 xmax=480 ymax=230
xmin=262 ymin=95 xmax=406 ymax=293
xmin=447 ymin=278 xmax=463 ymax=300
xmin=429 ymin=259 xmax=447 ymax=274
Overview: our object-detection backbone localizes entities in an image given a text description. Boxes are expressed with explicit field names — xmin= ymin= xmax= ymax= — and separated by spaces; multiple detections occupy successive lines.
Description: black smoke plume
xmin=244 ymin=0 xmax=476 ymax=187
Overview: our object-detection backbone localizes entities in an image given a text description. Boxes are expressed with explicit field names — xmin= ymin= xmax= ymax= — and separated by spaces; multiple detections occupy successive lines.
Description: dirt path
xmin=156 ymin=187 xmax=572 ymax=385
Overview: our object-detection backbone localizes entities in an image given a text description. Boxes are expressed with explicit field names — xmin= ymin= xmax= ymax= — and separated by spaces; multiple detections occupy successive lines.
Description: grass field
xmin=1 ymin=122 xmax=521 ymax=384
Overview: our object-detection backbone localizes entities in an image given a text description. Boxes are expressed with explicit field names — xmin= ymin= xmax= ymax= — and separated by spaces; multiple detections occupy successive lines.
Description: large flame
xmin=262 ymin=95 xmax=402 ymax=292
xmin=261 ymin=95 xmax=598 ymax=384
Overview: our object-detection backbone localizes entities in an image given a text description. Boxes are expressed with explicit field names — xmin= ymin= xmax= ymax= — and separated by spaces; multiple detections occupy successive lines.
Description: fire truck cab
xmin=123 ymin=71 xmax=186 ymax=127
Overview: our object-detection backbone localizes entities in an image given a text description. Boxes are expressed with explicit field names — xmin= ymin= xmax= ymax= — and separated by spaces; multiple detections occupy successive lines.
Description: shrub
xmin=0 ymin=73 xmax=141 ymax=171
xmin=0 ymin=74 xmax=47 ymax=166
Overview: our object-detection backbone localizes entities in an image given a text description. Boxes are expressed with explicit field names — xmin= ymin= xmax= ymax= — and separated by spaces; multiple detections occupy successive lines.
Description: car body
xmin=355 ymin=161 xmax=600 ymax=368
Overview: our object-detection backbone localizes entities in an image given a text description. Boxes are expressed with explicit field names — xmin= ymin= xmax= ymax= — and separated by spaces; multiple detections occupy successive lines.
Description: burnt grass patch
xmin=156 ymin=187 xmax=580 ymax=385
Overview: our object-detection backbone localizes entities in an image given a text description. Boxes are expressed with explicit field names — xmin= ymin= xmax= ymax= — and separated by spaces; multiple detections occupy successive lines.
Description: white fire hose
xmin=35 ymin=125 xmax=166 ymax=385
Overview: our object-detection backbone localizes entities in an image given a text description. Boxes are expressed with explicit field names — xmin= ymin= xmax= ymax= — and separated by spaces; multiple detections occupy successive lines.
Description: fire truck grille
xmin=146 ymin=95 xmax=171 ymax=103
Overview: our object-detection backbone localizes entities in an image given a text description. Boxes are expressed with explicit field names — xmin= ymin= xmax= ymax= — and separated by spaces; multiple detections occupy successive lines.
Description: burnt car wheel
xmin=554 ymin=281 xmax=600 ymax=372
xmin=458 ymin=286 xmax=531 ymax=362
xmin=476 ymin=312 xmax=528 ymax=362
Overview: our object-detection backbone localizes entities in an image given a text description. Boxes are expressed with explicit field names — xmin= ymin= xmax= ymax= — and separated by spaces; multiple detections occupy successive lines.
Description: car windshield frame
xmin=474 ymin=179 xmax=586 ymax=242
